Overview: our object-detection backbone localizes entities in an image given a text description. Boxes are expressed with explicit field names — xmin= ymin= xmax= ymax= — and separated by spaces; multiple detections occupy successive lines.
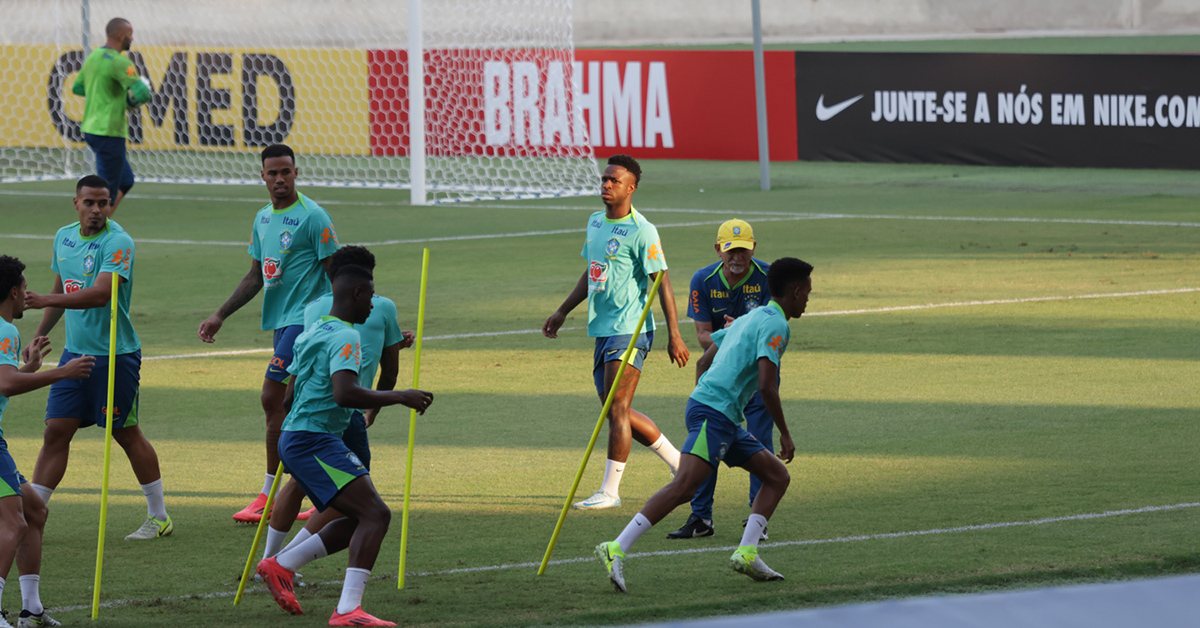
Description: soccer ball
xmin=126 ymin=76 xmax=152 ymax=108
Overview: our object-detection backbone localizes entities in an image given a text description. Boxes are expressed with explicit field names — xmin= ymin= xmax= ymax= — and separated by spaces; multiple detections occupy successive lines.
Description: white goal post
xmin=0 ymin=0 xmax=599 ymax=204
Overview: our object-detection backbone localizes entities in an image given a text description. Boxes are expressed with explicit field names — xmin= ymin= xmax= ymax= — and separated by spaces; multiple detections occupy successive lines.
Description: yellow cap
xmin=716 ymin=219 xmax=755 ymax=252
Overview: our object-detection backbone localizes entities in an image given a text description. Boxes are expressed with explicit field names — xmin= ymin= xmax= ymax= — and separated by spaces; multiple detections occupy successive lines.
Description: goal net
xmin=0 ymin=0 xmax=599 ymax=203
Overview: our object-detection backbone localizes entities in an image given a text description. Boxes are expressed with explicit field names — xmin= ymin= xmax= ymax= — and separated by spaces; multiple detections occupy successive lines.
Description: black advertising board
xmin=795 ymin=51 xmax=1200 ymax=169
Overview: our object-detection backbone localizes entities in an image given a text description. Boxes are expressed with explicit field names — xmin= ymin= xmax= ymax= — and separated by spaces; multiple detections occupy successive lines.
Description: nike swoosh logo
xmin=606 ymin=349 xmax=622 ymax=356
xmin=713 ymin=308 xmax=726 ymax=313
xmin=816 ymin=94 xmax=864 ymax=121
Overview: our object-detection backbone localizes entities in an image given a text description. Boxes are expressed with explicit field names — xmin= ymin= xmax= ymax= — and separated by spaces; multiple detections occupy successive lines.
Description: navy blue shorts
xmin=266 ymin=325 xmax=304 ymax=383
xmin=680 ymin=398 xmax=766 ymax=469
xmin=341 ymin=411 xmax=371 ymax=471
xmin=279 ymin=430 xmax=369 ymax=512
xmin=45 ymin=350 xmax=140 ymax=429
xmin=83 ymin=133 xmax=134 ymax=201
xmin=0 ymin=439 xmax=27 ymax=499
xmin=592 ymin=331 xmax=654 ymax=397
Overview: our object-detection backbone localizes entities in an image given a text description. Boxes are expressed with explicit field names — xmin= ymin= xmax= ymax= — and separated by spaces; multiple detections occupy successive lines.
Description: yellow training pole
xmin=398 ymin=248 xmax=430 ymax=589
xmin=234 ymin=462 xmax=286 ymax=605
xmin=537 ymin=271 xmax=664 ymax=576
xmin=91 ymin=274 xmax=120 ymax=619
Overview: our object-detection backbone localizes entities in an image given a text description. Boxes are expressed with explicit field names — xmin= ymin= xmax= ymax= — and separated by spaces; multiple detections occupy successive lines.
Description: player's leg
xmin=326 ymin=476 xmax=394 ymax=626
xmin=237 ymin=326 xmax=301 ymax=523
xmin=741 ymin=391 xmax=774 ymax=541
xmin=623 ymin=332 xmax=681 ymax=471
xmin=14 ymin=485 xmax=56 ymax=627
xmin=83 ymin=134 xmax=120 ymax=205
xmin=110 ymin=150 xmax=134 ymax=211
xmin=30 ymin=352 xmax=87 ymax=503
xmin=666 ymin=467 xmax=718 ymax=539
xmin=0 ymin=495 xmax=27 ymax=625
xmin=264 ymin=479 xmax=305 ymax=559
xmin=727 ymin=442 xmax=790 ymax=582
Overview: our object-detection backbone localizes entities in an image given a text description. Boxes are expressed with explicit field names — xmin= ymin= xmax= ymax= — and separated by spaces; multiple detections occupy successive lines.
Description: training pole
xmin=91 ymin=275 xmax=119 ymax=619
xmin=537 ymin=271 xmax=664 ymax=576
xmin=234 ymin=462 xmax=286 ymax=605
xmin=399 ymin=248 xmax=430 ymax=589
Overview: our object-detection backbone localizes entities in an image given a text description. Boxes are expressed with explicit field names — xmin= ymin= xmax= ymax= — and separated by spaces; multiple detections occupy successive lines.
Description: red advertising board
xmin=366 ymin=49 xmax=797 ymax=161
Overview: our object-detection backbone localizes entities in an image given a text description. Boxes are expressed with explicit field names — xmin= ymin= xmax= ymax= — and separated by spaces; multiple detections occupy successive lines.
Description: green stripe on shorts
xmin=316 ymin=456 xmax=358 ymax=490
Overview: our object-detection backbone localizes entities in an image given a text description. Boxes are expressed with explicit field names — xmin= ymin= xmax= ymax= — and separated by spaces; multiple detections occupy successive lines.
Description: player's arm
xmin=362 ymin=343 xmax=402 ymax=427
xmin=32 ymin=275 xmax=66 ymax=338
xmin=694 ymin=320 xmax=716 ymax=351
xmin=331 ymin=370 xmax=433 ymax=415
xmin=26 ymin=272 xmax=122 ymax=311
xmin=0 ymin=352 xmax=93 ymax=398
xmin=72 ymin=75 xmax=86 ymax=96
xmin=651 ymin=270 xmax=690 ymax=367
xmin=542 ymin=270 xmax=588 ymax=339
xmin=695 ymin=342 xmax=719 ymax=384
xmin=757 ymin=357 xmax=794 ymax=463
xmin=283 ymin=374 xmax=295 ymax=414
xmin=198 ymin=259 xmax=263 ymax=343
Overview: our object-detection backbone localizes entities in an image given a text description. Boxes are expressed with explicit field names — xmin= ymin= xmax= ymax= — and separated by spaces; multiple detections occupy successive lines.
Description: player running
xmin=668 ymin=219 xmax=775 ymax=540
xmin=596 ymin=258 xmax=813 ymax=592
xmin=543 ymin=154 xmax=690 ymax=510
xmin=23 ymin=175 xmax=171 ymax=541
xmin=261 ymin=245 xmax=414 ymax=565
xmin=256 ymin=264 xmax=432 ymax=627
xmin=197 ymin=144 xmax=339 ymax=524
xmin=71 ymin=18 xmax=151 ymax=210
xmin=0 ymin=255 xmax=94 ymax=628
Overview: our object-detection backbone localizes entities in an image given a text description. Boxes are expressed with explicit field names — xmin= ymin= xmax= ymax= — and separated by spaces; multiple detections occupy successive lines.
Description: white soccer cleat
xmin=17 ymin=609 xmax=61 ymax=628
xmin=125 ymin=515 xmax=173 ymax=540
xmin=572 ymin=490 xmax=621 ymax=510
xmin=730 ymin=545 xmax=784 ymax=582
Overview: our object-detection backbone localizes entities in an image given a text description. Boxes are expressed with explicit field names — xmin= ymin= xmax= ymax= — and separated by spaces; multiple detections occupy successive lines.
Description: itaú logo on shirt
xmin=262 ymin=258 xmax=283 ymax=280
xmin=63 ymin=279 xmax=84 ymax=294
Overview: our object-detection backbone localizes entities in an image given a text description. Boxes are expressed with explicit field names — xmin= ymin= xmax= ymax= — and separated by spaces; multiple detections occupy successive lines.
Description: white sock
xmin=741 ymin=514 xmax=768 ymax=548
xmin=336 ymin=567 xmax=370 ymax=614
xmin=614 ymin=512 xmax=652 ymax=553
xmin=0 ymin=576 xmax=6 ymax=615
xmin=275 ymin=533 xmax=327 ymax=572
xmin=140 ymin=479 xmax=168 ymax=520
xmin=600 ymin=459 xmax=625 ymax=496
xmin=260 ymin=473 xmax=276 ymax=496
xmin=279 ymin=528 xmax=313 ymax=555
xmin=18 ymin=575 xmax=42 ymax=615
xmin=649 ymin=434 xmax=681 ymax=471
xmin=30 ymin=484 xmax=53 ymax=505
xmin=263 ymin=526 xmax=289 ymax=559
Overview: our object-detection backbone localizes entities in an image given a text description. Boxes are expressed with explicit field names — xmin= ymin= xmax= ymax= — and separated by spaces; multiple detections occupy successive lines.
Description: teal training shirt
xmin=283 ymin=316 xmax=361 ymax=435
xmin=690 ymin=301 xmax=790 ymax=424
xmin=248 ymin=193 xmax=339 ymax=330
xmin=51 ymin=220 xmax=140 ymax=356
xmin=0 ymin=320 xmax=19 ymax=439
xmin=304 ymin=294 xmax=402 ymax=390
xmin=581 ymin=207 xmax=668 ymax=337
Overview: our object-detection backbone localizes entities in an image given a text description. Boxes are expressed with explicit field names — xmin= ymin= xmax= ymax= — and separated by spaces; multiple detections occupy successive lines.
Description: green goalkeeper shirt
xmin=73 ymin=47 xmax=146 ymax=138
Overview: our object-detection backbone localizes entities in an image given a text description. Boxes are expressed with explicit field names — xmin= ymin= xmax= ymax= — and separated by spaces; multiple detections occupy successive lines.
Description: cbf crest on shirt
xmin=581 ymin=207 xmax=668 ymax=338
xmin=51 ymin=220 xmax=140 ymax=356
xmin=248 ymin=192 xmax=339 ymax=331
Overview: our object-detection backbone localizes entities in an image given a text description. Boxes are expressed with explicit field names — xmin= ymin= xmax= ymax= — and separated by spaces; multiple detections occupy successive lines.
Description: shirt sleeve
xmin=639 ymin=223 xmax=668 ymax=275
xmin=329 ymin=329 xmax=362 ymax=376
xmin=99 ymin=232 xmax=135 ymax=281
xmin=248 ymin=216 xmax=262 ymax=261
xmin=0 ymin=329 xmax=19 ymax=369
xmin=710 ymin=327 xmax=727 ymax=348
xmin=302 ymin=300 xmax=321 ymax=328
xmin=310 ymin=209 xmax=339 ymax=260
xmin=756 ymin=316 xmax=790 ymax=367
xmin=111 ymin=55 xmax=141 ymax=90
xmin=688 ymin=269 xmax=709 ymax=322
xmin=381 ymin=299 xmax=403 ymax=347
xmin=50 ymin=237 xmax=60 ymax=275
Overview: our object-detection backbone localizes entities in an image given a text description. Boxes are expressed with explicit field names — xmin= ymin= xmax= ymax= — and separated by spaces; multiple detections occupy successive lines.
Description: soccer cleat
xmin=0 ymin=610 xmax=13 ymax=628
xmin=125 ymin=515 xmax=173 ymax=540
xmin=233 ymin=493 xmax=271 ymax=523
xmin=17 ymin=610 xmax=61 ymax=628
xmin=252 ymin=570 xmax=305 ymax=587
xmin=729 ymin=545 xmax=784 ymax=582
xmin=594 ymin=541 xmax=627 ymax=593
xmin=329 ymin=607 xmax=396 ymax=627
xmin=742 ymin=516 xmax=768 ymax=541
xmin=297 ymin=506 xmax=318 ymax=521
xmin=257 ymin=557 xmax=304 ymax=615
xmin=666 ymin=514 xmax=715 ymax=539
xmin=572 ymin=490 xmax=621 ymax=510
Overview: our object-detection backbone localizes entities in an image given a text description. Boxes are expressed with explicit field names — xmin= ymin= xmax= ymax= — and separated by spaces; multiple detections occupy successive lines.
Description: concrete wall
xmin=573 ymin=0 xmax=1200 ymax=46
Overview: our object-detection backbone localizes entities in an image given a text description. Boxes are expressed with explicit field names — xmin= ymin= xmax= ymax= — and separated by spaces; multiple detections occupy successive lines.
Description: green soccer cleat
xmin=125 ymin=515 xmax=173 ymax=540
xmin=595 ymin=541 xmax=627 ymax=593
xmin=729 ymin=545 xmax=784 ymax=582
xmin=17 ymin=609 xmax=61 ymax=628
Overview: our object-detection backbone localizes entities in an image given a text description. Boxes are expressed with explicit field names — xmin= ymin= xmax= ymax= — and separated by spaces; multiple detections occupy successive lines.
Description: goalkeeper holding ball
xmin=71 ymin=17 xmax=151 ymax=211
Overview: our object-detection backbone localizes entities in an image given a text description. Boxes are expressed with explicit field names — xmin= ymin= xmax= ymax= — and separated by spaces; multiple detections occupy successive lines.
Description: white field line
xmin=49 ymin=500 xmax=1200 ymax=614
xmin=143 ymin=287 xmax=1200 ymax=362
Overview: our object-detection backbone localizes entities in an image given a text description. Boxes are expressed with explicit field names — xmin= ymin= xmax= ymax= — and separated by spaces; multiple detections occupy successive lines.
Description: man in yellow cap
xmin=666 ymin=219 xmax=776 ymax=539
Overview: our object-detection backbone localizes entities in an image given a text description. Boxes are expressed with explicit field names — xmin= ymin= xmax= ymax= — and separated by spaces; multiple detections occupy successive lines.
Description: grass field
xmin=0 ymin=156 xmax=1196 ymax=627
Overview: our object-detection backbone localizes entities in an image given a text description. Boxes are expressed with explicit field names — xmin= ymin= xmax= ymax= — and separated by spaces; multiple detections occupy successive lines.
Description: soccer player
xmin=667 ymin=219 xmax=775 ymax=540
xmin=543 ymin=154 xmax=690 ymax=510
xmin=197 ymin=144 xmax=339 ymax=524
xmin=71 ymin=18 xmax=151 ymax=210
xmin=261 ymin=245 xmax=414 ymax=563
xmin=595 ymin=257 xmax=813 ymax=592
xmin=0 ymin=255 xmax=94 ymax=628
xmin=256 ymin=264 xmax=433 ymax=627
xmin=23 ymin=175 xmax=171 ymax=541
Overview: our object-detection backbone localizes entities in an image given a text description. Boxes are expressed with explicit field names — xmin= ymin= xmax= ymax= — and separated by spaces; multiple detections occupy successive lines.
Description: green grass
xmin=1 ymin=160 xmax=1199 ymax=625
